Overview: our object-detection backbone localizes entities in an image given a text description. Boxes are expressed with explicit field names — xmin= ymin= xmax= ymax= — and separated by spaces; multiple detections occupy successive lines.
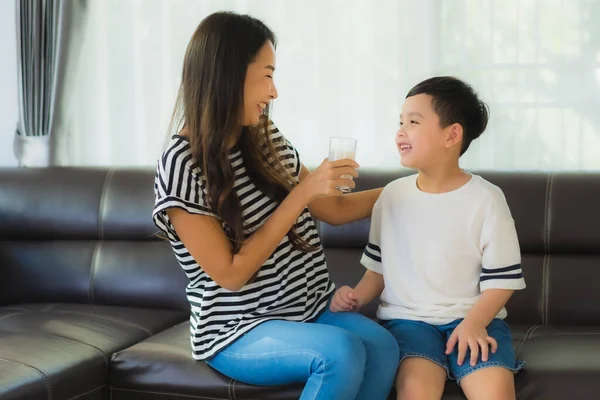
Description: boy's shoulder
xmin=469 ymin=174 xmax=509 ymax=205
xmin=468 ymin=174 xmax=514 ymax=219
xmin=380 ymin=173 xmax=418 ymax=198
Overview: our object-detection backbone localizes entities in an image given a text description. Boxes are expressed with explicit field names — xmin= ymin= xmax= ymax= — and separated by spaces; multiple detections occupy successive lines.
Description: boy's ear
xmin=445 ymin=123 xmax=463 ymax=148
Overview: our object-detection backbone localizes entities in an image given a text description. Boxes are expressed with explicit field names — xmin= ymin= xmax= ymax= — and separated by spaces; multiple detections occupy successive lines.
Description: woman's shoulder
xmin=157 ymin=134 xmax=200 ymax=181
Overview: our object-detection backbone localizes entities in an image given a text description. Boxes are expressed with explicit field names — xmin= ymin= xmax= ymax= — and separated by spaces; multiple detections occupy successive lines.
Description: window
xmin=66 ymin=0 xmax=600 ymax=171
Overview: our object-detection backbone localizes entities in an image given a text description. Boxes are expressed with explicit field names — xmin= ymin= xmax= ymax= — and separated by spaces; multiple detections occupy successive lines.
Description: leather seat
xmin=0 ymin=303 xmax=186 ymax=399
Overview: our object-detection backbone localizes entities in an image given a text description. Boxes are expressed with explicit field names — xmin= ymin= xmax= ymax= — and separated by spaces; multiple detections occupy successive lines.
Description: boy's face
xmin=396 ymin=94 xmax=461 ymax=170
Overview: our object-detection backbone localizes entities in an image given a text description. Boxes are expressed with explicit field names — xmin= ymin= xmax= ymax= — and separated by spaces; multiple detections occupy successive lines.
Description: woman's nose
xmin=270 ymin=83 xmax=278 ymax=100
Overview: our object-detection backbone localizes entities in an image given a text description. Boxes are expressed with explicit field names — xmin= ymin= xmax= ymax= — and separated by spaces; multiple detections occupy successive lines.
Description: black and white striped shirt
xmin=153 ymin=123 xmax=334 ymax=360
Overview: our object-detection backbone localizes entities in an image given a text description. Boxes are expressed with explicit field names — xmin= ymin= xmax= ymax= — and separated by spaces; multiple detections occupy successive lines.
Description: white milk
xmin=328 ymin=149 xmax=356 ymax=192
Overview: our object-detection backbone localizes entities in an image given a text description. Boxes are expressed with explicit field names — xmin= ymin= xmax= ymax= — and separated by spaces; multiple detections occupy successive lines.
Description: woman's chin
xmin=241 ymin=119 xmax=259 ymax=128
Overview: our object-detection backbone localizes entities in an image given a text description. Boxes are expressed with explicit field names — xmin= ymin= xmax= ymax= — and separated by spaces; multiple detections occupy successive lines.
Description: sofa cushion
xmin=110 ymin=322 xmax=304 ymax=400
xmin=0 ymin=303 xmax=186 ymax=399
xmin=110 ymin=321 xmax=542 ymax=400
xmin=0 ymin=358 xmax=50 ymax=400
xmin=515 ymin=326 xmax=600 ymax=399
xmin=0 ymin=330 xmax=106 ymax=399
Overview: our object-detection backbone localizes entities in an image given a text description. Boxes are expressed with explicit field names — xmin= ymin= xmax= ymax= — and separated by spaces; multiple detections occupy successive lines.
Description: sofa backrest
xmin=0 ymin=168 xmax=189 ymax=311
xmin=322 ymin=169 xmax=600 ymax=326
xmin=1 ymin=167 xmax=599 ymax=326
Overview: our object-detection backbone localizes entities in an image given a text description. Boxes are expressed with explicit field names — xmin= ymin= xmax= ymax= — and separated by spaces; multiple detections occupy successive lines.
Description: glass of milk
xmin=328 ymin=136 xmax=357 ymax=193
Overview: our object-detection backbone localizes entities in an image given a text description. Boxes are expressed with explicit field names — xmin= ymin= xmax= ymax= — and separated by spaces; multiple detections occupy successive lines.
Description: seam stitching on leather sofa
xmin=543 ymin=174 xmax=553 ymax=326
xmin=13 ymin=328 xmax=110 ymax=367
xmin=232 ymin=379 xmax=237 ymax=400
xmin=0 ymin=356 xmax=53 ymax=399
xmin=544 ymin=174 xmax=552 ymax=254
xmin=89 ymin=242 xmax=102 ymax=304
xmin=48 ymin=331 xmax=109 ymax=367
xmin=546 ymin=332 xmax=600 ymax=336
xmin=98 ymin=170 xmax=115 ymax=241
xmin=110 ymin=387 xmax=228 ymax=399
xmin=0 ymin=306 xmax=29 ymax=312
xmin=68 ymin=384 xmax=107 ymax=400
xmin=227 ymin=378 xmax=233 ymax=399
xmin=515 ymin=325 xmax=542 ymax=357
xmin=0 ymin=311 xmax=25 ymax=322
xmin=53 ymin=310 xmax=154 ymax=335
xmin=541 ymin=254 xmax=548 ymax=325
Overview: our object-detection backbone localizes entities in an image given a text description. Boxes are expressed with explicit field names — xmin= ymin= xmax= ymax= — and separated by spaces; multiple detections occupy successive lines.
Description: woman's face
xmin=242 ymin=40 xmax=278 ymax=126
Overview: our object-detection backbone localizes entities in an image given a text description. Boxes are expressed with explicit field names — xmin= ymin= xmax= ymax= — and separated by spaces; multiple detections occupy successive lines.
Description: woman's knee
xmin=376 ymin=326 xmax=400 ymax=363
xmin=360 ymin=322 xmax=400 ymax=370
xmin=316 ymin=330 xmax=367 ymax=379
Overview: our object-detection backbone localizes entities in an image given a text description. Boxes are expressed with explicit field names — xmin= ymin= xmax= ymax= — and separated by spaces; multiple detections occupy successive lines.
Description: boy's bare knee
xmin=396 ymin=379 xmax=437 ymax=400
xmin=396 ymin=357 xmax=446 ymax=400
xmin=460 ymin=366 xmax=515 ymax=400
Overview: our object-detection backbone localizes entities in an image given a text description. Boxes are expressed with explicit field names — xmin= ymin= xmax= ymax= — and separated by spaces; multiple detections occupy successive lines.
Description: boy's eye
xmin=266 ymin=75 xmax=273 ymax=79
xmin=399 ymin=122 xmax=403 ymax=126
xmin=411 ymin=120 xmax=418 ymax=124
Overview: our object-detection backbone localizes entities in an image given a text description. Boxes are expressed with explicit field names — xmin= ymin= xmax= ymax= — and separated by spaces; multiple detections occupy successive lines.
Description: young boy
xmin=331 ymin=76 xmax=526 ymax=400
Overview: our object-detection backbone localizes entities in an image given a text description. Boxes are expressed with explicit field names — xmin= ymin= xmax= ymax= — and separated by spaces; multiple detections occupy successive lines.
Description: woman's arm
xmin=168 ymin=159 xmax=358 ymax=292
xmin=300 ymin=164 xmax=382 ymax=226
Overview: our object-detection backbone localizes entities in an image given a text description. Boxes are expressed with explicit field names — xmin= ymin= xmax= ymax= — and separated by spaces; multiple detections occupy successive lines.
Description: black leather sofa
xmin=1 ymin=167 xmax=599 ymax=400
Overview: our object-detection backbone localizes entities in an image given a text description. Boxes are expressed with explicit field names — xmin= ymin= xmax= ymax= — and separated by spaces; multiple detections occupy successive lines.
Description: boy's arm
xmin=357 ymin=193 xmax=386 ymax=305
xmin=331 ymin=192 xmax=386 ymax=313
xmin=353 ymin=270 xmax=385 ymax=307
xmin=447 ymin=192 xmax=526 ymax=366
xmin=461 ymin=212 xmax=524 ymax=326
xmin=472 ymin=190 xmax=526 ymax=321
xmin=464 ymin=289 xmax=514 ymax=327
xmin=300 ymin=164 xmax=383 ymax=226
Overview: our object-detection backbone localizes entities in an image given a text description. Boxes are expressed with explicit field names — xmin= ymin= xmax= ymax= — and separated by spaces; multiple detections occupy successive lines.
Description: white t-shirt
xmin=361 ymin=173 xmax=526 ymax=324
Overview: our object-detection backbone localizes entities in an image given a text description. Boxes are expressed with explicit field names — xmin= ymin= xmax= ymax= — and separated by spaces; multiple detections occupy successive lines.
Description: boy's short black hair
xmin=406 ymin=76 xmax=489 ymax=155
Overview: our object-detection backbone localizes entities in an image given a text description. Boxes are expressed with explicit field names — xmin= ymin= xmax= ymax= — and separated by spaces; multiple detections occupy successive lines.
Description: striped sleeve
xmin=152 ymin=139 xmax=217 ymax=238
xmin=360 ymin=197 xmax=383 ymax=274
xmin=479 ymin=195 xmax=526 ymax=291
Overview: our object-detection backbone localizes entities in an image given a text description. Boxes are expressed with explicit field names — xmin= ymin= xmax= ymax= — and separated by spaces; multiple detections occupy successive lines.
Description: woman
xmin=153 ymin=11 xmax=399 ymax=400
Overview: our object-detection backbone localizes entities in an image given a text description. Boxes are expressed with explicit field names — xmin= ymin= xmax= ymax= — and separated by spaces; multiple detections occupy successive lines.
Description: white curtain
xmin=62 ymin=0 xmax=600 ymax=171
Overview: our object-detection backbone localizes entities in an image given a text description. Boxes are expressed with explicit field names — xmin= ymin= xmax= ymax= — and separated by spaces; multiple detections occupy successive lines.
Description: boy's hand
xmin=330 ymin=286 xmax=361 ymax=312
xmin=445 ymin=319 xmax=498 ymax=366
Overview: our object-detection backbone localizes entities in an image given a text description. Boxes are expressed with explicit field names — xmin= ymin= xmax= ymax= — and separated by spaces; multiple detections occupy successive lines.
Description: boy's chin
xmin=399 ymin=157 xmax=417 ymax=169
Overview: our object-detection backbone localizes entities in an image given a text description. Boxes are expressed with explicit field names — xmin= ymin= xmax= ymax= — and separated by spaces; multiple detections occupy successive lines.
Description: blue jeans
xmin=383 ymin=318 xmax=525 ymax=384
xmin=206 ymin=307 xmax=400 ymax=400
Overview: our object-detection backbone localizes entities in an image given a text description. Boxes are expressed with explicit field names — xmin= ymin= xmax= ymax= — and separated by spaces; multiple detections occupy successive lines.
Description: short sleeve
xmin=268 ymin=121 xmax=301 ymax=181
xmin=152 ymin=139 xmax=218 ymax=239
xmin=360 ymin=197 xmax=383 ymax=274
xmin=479 ymin=192 xmax=526 ymax=291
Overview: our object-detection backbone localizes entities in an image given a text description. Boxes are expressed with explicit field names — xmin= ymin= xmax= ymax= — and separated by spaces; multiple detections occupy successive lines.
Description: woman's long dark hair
xmin=168 ymin=12 xmax=314 ymax=253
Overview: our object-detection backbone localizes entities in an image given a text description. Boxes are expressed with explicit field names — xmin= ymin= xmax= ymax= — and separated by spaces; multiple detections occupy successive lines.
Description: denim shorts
xmin=382 ymin=318 xmax=525 ymax=384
